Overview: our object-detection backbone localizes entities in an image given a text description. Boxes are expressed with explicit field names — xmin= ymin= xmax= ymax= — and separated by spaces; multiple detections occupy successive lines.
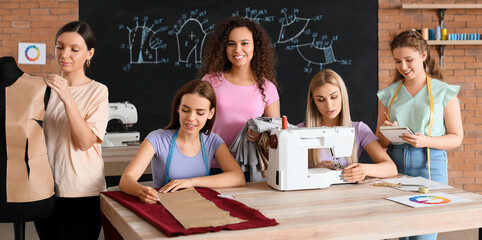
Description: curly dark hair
xmin=390 ymin=30 xmax=443 ymax=83
xmin=197 ymin=16 xmax=278 ymax=102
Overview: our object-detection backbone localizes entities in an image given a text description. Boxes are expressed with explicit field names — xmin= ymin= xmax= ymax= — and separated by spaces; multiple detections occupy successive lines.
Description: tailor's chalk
xmin=217 ymin=194 xmax=235 ymax=200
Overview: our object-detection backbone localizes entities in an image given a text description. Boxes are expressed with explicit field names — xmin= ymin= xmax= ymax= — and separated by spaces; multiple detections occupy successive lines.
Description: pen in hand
xmin=383 ymin=112 xmax=391 ymax=123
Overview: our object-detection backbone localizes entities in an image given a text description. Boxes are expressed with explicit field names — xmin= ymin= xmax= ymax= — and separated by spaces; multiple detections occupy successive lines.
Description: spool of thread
xmin=441 ymin=28 xmax=448 ymax=40
xmin=418 ymin=186 xmax=429 ymax=194
xmin=435 ymin=26 xmax=441 ymax=40
xmin=422 ymin=28 xmax=429 ymax=40
xmin=428 ymin=29 xmax=434 ymax=40
xmin=282 ymin=116 xmax=288 ymax=130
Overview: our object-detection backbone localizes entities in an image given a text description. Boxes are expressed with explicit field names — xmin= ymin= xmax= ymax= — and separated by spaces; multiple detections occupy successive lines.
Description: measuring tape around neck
xmin=388 ymin=75 xmax=434 ymax=180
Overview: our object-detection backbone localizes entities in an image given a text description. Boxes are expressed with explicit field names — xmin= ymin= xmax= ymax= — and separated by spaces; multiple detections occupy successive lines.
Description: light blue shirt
xmin=377 ymin=79 xmax=460 ymax=137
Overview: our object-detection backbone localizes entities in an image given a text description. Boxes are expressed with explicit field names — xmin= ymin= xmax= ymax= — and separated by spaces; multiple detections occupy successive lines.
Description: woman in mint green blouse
xmin=376 ymin=30 xmax=463 ymax=240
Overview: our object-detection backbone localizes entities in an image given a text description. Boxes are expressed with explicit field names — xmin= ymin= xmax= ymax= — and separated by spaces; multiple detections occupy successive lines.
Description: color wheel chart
xmin=387 ymin=192 xmax=472 ymax=208
xmin=18 ymin=42 xmax=46 ymax=64
xmin=409 ymin=195 xmax=451 ymax=205
xmin=25 ymin=45 xmax=40 ymax=61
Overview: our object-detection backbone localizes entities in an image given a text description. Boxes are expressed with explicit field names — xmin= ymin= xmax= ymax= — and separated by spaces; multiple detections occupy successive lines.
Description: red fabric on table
xmin=102 ymin=188 xmax=278 ymax=237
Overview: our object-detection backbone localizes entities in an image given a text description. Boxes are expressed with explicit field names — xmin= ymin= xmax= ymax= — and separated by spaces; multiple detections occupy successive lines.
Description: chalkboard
xmin=79 ymin=0 xmax=378 ymax=148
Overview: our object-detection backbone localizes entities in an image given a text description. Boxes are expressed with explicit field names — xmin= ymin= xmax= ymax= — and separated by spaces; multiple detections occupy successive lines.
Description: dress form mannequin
xmin=0 ymin=56 xmax=54 ymax=240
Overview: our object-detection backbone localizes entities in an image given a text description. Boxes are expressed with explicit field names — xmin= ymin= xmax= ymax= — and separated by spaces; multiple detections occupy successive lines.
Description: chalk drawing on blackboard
xmin=232 ymin=7 xmax=275 ymax=23
xmin=271 ymin=9 xmax=351 ymax=72
xmin=120 ymin=16 xmax=169 ymax=71
xmin=276 ymin=11 xmax=310 ymax=44
xmin=275 ymin=8 xmax=322 ymax=45
xmin=174 ymin=18 xmax=207 ymax=65
xmin=291 ymin=37 xmax=352 ymax=73
xmin=169 ymin=9 xmax=214 ymax=68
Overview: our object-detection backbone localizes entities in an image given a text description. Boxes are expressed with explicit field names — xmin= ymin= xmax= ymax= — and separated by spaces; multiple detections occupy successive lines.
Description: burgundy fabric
xmin=102 ymin=188 xmax=278 ymax=237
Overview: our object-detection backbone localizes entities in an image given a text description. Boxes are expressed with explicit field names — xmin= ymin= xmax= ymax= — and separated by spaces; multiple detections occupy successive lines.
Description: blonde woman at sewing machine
xmin=119 ymin=80 xmax=245 ymax=204
xmin=302 ymin=69 xmax=397 ymax=182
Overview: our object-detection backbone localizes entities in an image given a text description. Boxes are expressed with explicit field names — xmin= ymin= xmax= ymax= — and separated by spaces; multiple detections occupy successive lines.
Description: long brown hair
xmin=197 ymin=16 xmax=277 ymax=102
xmin=305 ymin=69 xmax=357 ymax=167
xmin=165 ymin=80 xmax=216 ymax=134
xmin=390 ymin=30 xmax=443 ymax=83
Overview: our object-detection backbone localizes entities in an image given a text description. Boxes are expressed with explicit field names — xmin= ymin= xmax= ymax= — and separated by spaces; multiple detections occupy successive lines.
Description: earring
xmin=86 ymin=59 xmax=91 ymax=67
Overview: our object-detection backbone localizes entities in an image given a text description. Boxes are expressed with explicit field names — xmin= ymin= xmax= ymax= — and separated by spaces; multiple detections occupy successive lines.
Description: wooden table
xmin=102 ymin=145 xmax=150 ymax=176
xmin=100 ymin=181 xmax=482 ymax=240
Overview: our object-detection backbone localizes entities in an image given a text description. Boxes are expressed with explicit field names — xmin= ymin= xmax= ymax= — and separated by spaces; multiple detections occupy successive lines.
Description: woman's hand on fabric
xmin=159 ymin=179 xmax=194 ymax=193
xmin=44 ymin=74 xmax=73 ymax=103
xmin=246 ymin=128 xmax=261 ymax=142
xmin=137 ymin=186 xmax=160 ymax=204
xmin=401 ymin=132 xmax=430 ymax=148
xmin=342 ymin=163 xmax=367 ymax=182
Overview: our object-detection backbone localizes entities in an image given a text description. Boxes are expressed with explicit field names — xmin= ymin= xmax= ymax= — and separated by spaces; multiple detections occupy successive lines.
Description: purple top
xmin=146 ymin=129 xmax=224 ymax=187
xmin=297 ymin=121 xmax=378 ymax=166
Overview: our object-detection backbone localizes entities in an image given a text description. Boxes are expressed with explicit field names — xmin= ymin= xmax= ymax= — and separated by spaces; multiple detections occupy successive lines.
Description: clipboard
xmin=380 ymin=126 xmax=414 ymax=143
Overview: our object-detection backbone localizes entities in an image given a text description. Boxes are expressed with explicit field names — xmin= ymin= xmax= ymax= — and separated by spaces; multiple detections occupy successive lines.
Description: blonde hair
xmin=305 ymin=69 xmax=357 ymax=167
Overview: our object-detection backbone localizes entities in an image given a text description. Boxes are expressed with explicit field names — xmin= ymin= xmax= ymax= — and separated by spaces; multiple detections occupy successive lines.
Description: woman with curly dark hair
xmin=197 ymin=16 xmax=280 ymax=176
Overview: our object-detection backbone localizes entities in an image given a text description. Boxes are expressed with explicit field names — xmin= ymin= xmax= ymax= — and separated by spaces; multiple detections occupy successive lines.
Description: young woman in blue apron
xmin=119 ymin=80 xmax=245 ymax=204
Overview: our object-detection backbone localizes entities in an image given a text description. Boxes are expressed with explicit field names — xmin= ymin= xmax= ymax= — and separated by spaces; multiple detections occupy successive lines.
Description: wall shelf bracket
xmin=439 ymin=45 xmax=446 ymax=67
xmin=440 ymin=9 xmax=446 ymax=29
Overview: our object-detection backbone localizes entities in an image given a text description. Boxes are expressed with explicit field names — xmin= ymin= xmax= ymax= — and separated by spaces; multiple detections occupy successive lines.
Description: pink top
xmin=44 ymin=80 xmax=109 ymax=197
xmin=203 ymin=72 xmax=279 ymax=167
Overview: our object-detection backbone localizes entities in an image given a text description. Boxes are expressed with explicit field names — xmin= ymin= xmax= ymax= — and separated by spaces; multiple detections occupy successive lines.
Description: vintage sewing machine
xmin=102 ymin=102 xmax=140 ymax=148
xmin=267 ymin=126 xmax=355 ymax=191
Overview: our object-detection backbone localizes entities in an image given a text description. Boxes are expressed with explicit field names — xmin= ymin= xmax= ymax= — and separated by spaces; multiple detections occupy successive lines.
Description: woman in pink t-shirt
xmin=198 ymin=16 xmax=280 ymax=176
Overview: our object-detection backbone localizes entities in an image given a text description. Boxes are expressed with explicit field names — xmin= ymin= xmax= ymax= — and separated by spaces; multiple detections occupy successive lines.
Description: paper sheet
xmin=387 ymin=192 xmax=472 ymax=208
xmin=159 ymin=188 xmax=247 ymax=229
xmin=381 ymin=176 xmax=453 ymax=192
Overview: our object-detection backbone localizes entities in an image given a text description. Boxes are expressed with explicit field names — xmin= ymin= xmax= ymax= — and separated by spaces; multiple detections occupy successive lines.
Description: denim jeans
xmin=389 ymin=144 xmax=448 ymax=240
xmin=390 ymin=144 xmax=448 ymax=184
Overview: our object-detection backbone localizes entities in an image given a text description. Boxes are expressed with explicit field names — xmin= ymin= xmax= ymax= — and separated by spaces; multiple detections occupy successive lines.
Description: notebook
xmin=379 ymin=126 xmax=414 ymax=143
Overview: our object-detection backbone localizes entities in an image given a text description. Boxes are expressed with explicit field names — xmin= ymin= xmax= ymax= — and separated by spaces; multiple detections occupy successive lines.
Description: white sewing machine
xmin=102 ymin=102 xmax=140 ymax=148
xmin=267 ymin=127 xmax=355 ymax=191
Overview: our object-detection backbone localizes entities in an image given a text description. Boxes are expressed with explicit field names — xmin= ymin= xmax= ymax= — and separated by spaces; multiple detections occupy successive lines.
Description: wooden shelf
xmin=427 ymin=40 xmax=482 ymax=46
xmin=401 ymin=4 xmax=482 ymax=66
xmin=402 ymin=4 xmax=482 ymax=9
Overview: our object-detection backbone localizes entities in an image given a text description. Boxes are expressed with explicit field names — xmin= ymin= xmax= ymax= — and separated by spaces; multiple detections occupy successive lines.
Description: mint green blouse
xmin=377 ymin=79 xmax=460 ymax=137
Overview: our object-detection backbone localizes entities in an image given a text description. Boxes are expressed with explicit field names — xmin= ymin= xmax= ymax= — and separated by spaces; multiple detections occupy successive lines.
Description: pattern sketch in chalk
xmin=231 ymin=7 xmax=275 ymax=23
xmin=275 ymin=8 xmax=311 ymax=44
xmin=119 ymin=16 xmax=169 ymax=71
xmin=119 ymin=8 xmax=351 ymax=73
xmin=169 ymin=9 xmax=214 ymax=69
xmin=274 ymin=8 xmax=352 ymax=73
